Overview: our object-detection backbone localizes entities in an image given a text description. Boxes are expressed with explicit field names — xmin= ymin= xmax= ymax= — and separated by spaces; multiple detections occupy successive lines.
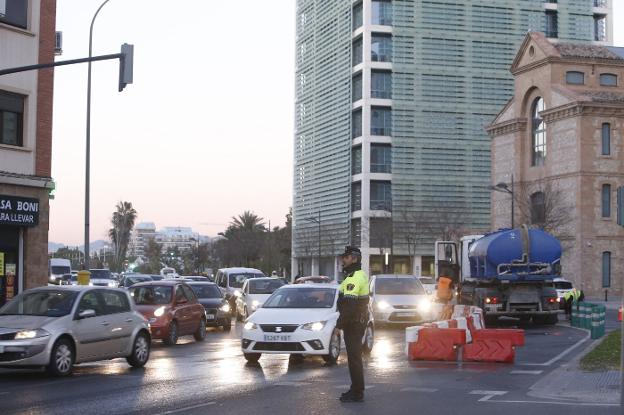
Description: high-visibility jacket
xmin=564 ymin=289 xmax=581 ymax=302
xmin=337 ymin=269 xmax=369 ymax=326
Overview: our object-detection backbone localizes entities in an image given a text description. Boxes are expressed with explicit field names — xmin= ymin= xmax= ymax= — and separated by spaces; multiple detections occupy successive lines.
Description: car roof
xmin=278 ymin=283 xmax=338 ymax=289
xmin=247 ymin=277 xmax=283 ymax=282
xmin=374 ymin=274 xmax=419 ymax=279
xmin=219 ymin=267 xmax=264 ymax=273
xmin=183 ymin=281 xmax=217 ymax=286
xmin=29 ymin=285 xmax=124 ymax=292
xmin=130 ymin=280 xmax=185 ymax=287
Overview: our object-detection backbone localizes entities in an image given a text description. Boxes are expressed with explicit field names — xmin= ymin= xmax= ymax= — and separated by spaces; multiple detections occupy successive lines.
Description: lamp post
xmin=489 ymin=174 xmax=514 ymax=228
xmin=84 ymin=0 xmax=112 ymax=270
xmin=305 ymin=211 xmax=321 ymax=276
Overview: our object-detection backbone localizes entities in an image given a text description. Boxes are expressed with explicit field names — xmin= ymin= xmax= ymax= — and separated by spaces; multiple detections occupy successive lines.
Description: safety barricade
xmin=408 ymin=328 xmax=467 ymax=361
xmin=571 ymin=302 xmax=605 ymax=339
xmin=462 ymin=329 xmax=525 ymax=363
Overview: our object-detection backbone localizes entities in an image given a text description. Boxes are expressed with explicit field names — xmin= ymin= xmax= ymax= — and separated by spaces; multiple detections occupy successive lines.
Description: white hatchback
xmin=241 ymin=284 xmax=374 ymax=364
xmin=370 ymin=275 xmax=433 ymax=325
xmin=235 ymin=278 xmax=285 ymax=321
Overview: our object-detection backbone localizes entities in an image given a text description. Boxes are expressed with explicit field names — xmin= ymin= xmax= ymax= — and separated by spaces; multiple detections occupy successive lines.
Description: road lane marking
xmin=155 ymin=402 xmax=215 ymax=415
xmin=273 ymin=381 xmax=311 ymax=387
xmin=479 ymin=398 xmax=619 ymax=407
xmin=521 ymin=330 xmax=590 ymax=367
xmin=335 ymin=384 xmax=375 ymax=390
xmin=470 ymin=390 xmax=508 ymax=402
xmin=400 ymin=387 xmax=438 ymax=393
xmin=510 ymin=370 xmax=543 ymax=375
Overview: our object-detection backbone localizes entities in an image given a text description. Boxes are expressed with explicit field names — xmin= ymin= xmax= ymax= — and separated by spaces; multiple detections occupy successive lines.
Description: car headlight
xmin=50 ymin=275 xmax=56 ymax=281
xmin=252 ymin=300 xmax=260 ymax=310
xmin=377 ymin=301 xmax=390 ymax=310
xmin=14 ymin=329 xmax=50 ymax=340
xmin=244 ymin=322 xmax=257 ymax=330
xmin=154 ymin=306 xmax=166 ymax=317
xmin=302 ymin=321 xmax=327 ymax=331
xmin=234 ymin=290 xmax=242 ymax=297
xmin=88 ymin=282 xmax=94 ymax=286
xmin=220 ymin=303 xmax=231 ymax=313
xmin=108 ymin=281 xmax=117 ymax=287
xmin=418 ymin=298 xmax=432 ymax=313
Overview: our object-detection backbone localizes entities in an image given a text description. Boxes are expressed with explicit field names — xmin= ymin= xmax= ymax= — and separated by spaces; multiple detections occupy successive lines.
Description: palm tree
xmin=222 ymin=211 xmax=266 ymax=267
xmin=229 ymin=211 xmax=266 ymax=233
xmin=108 ymin=201 xmax=137 ymax=271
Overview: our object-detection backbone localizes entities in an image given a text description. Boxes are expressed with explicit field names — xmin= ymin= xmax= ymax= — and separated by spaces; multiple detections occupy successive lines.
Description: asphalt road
xmin=0 ymin=318 xmax=619 ymax=415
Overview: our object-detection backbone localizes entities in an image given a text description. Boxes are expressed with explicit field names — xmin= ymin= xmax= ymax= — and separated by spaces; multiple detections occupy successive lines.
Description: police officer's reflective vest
xmin=338 ymin=269 xmax=369 ymax=325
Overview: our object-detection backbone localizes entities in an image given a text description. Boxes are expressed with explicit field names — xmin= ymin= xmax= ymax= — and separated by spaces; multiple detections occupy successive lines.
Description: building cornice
xmin=541 ymin=102 xmax=624 ymax=123
xmin=487 ymin=118 xmax=527 ymax=137
xmin=512 ymin=56 xmax=624 ymax=76
xmin=0 ymin=170 xmax=55 ymax=189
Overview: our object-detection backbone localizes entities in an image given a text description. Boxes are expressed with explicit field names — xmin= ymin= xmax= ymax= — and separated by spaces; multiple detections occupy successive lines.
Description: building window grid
xmin=594 ymin=15 xmax=607 ymax=41
xmin=352 ymin=146 xmax=362 ymax=175
xmin=352 ymin=109 xmax=363 ymax=139
xmin=371 ymin=71 xmax=392 ymax=99
xmin=531 ymin=97 xmax=546 ymax=167
xmin=371 ymin=144 xmax=392 ymax=173
xmin=353 ymin=73 xmax=363 ymax=102
xmin=372 ymin=0 xmax=392 ymax=26
xmin=353 ymin=38 xmax=363 ymax=66
xmin=371 ymin=34 xmax=392 ymax=62
xmin=371 ymin=107 xmax=391 ymax=136
xmin=600 ymin=73 xmax=617 ymax=87
xmin=602 ymin=251 xmax=611 ymax=288
xmin=0 ymin=1 xmax=27 ymax=29
xmin=601 ymin=123 xmax=611 ymax=156
xmin=352 ymin=182 xmax=362 ymax=212
xmin=0 ymin=91 xmax=25 ymax=147
xmin=602 ymin=184 xmax=611 ymax=218
xmin=566 ymin=71 xmax=585 ymax=85
xmin=545 ymin=11 xmax=558 ymax=38
xmin=370 ymin=181 xmax=392 ymax=212
xmin=353 ymin=2 xmax=363 ymax=31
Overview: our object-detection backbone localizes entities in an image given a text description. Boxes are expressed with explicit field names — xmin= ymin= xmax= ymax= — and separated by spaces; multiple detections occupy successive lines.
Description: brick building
xmin=488 ymin=32 xmax=624 ymax=297
xmin=0 ymin=1 xmax=57 ymax=306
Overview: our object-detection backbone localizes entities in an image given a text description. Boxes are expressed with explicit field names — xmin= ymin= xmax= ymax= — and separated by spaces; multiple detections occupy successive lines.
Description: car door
xmin=100 ymin=290 xmax=135 ymax=356
xmin=182 ymin=284 xmax=203 ymax=332
xmin=173 ymin=285 xmax=192 ymax=334
xmin=72 ymin=290 xmax=117 ymax=362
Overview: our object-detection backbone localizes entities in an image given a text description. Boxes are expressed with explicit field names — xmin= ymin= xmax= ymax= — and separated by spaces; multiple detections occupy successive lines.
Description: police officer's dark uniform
xmin=336 ymin=246 xmax=369 ymax=403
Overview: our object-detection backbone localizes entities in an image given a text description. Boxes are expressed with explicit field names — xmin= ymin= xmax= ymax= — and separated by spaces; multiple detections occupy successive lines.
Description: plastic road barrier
xmin=408 ymin=328 xmax=467 ymax=361
xmin=463 ymin=329 xmax=525 ymax=363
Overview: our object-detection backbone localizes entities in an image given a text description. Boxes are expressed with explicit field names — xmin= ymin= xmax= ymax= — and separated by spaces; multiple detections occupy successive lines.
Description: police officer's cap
xmin=340 ymin=246 xmax=362 ymax=258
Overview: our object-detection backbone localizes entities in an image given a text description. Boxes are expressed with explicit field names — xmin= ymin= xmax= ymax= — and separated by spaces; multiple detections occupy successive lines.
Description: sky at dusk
xmin=50 ymin=1 xmax=624 ymax=246
xmin=50 ymin=0 xmax=296 ymax=245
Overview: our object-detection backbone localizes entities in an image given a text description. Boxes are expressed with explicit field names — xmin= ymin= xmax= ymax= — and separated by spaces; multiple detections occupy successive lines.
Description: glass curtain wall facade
xmin=293 ymin=0 xmax=611 ymax=278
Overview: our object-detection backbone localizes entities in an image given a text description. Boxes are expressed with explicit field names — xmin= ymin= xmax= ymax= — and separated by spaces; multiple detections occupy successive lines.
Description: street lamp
xmin=305 ymin=211 xmax=321 ymax=276
xmin=84 ymin=0 xmax=112 ymax=270
xmin=489 ymin=175 xmax=514 ymax=228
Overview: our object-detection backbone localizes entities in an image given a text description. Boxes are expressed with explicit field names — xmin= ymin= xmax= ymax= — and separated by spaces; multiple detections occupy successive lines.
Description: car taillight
xmin=485 ymin=297 xmax=498 ymax=304
xmin=547 ymin=297 xmax=559 ymax=304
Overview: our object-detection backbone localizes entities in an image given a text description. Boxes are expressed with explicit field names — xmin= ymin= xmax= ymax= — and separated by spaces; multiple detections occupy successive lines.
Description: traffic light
xmin=118 ymin=43 xmax=134 ymax=92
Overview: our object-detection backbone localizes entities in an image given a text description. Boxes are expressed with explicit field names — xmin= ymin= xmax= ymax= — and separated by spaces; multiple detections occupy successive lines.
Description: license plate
xmin=264 ymin=334 xmax=291 ymax=342
xmin=396 ymin=312 xmax=415 ymax=317
xmin=206 ymin=314 xmax=215 ymax=320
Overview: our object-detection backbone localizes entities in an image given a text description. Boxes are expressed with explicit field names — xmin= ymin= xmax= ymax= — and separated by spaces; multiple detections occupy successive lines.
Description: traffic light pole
xmin=0 ymin=53 xmax=123 ymax=76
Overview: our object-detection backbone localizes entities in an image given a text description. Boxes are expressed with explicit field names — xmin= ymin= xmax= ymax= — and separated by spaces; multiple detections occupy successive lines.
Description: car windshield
xmin=419 ymin=277 xmax=435 ymax=285
xmin=150 ymin=275 xmax=164 ymax=281
xmin=189 ymin=285 xmax=222 ymax=299
xmin=90 ymin=269 xmax=112 ymax=280
xmin=130 ymin=286 xmax=172 ymax=305
xmin=376 ymin=278 xmax=425 ymax=295
xmin=51 ymin=266 xmax=71 ymax=275
xmin=0 ymin=290 xmax=78 ymax=317
xmin=263 ymin=288 xmax=336 ymax=309
xmin=126 ymin=276 xmax=152 ymax=286
xmin=555 ymin=281 xmax=573 ymax=290
xmin=229 ymin=273 xmax=264 ymax=288
xmin=249 ymin=279 xmax=285 ymax=294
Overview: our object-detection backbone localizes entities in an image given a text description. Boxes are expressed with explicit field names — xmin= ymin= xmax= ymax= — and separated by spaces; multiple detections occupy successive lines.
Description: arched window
xmin=531 ymin=191 xmax=545 ymax=224
xmin=531 ymin=97 xmax=546 ymax=166
xmin=601 ymin=123 xmax=611 ymax=155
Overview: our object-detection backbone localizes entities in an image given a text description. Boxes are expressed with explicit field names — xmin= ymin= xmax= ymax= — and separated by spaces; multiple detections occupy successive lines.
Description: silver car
xmin=0 ymin=286 xmax=151 ymax=376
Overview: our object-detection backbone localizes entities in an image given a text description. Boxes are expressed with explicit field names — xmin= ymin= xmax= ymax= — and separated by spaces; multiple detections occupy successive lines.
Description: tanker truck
xmin=434 ymin=225 xmax=561 ymax=325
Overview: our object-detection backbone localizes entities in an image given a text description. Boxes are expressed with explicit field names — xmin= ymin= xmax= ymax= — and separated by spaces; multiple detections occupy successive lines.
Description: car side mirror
xmin=78 ymin=309 xmax=96 ymax=319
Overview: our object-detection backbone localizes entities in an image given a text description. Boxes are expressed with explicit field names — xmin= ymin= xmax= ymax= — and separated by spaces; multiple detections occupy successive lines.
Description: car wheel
xmin=126 ymin=331 xmax=150 ymax=368
xmin=164 ymin=321 xmax=179 ymax=345
xmin=244 ymin=353 xmax=261 ymax=363
xmin=222 ymin=318 xmax=232 ymax=332
xmin=362 ymin=324 xmax=374 ymax=354
xmin=47 ymin=338 xmax=74 ymax=377
xmin=322 ymin=330 xmax=341 ymax=365
xmin=194 ymin=317 xmax=207 ymax=341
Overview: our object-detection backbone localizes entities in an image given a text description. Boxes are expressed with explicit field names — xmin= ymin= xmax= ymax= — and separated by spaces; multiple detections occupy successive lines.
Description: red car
xmin=129 ymin=281 xmax=207 ymax=345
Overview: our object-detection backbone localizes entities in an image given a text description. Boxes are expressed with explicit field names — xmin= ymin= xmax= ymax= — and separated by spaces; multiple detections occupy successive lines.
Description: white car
xmin=417 ymin=276 xmax=437 ymax=296
xmin=369 ymin=275 xmax=433 ymax=325
xmin=88 ymin=269 xmax=118 ymax=288
xmin=241 ymin=284 xmax=374 ymax=364
xmin=554 ymin=278 xmax=573 ymax=308
xmin=235 ymin=278 xmax=285 ymax=321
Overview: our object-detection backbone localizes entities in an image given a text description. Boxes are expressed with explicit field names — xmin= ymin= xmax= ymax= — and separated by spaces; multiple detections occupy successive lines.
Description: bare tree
xmin=515 ymin=180 xmax=574 ymax=236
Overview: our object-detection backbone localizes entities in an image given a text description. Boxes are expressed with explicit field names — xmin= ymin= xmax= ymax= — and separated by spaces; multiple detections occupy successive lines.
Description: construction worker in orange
xmin=436 ymin=276 xmax=454 ymax=320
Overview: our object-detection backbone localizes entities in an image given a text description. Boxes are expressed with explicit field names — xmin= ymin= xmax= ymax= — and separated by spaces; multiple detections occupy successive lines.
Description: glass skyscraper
xmin=292 ymin=0 xmax=613 ymax=279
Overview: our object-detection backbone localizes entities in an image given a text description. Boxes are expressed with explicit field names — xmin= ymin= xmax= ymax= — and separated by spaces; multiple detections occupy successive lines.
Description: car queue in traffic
xmin=0 ymin=268 xmax=435 ymax=376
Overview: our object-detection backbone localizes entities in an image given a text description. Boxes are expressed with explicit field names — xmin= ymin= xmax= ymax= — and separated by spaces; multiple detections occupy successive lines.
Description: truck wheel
xmin=545 ymin=314 xmax=558 ymax=325
xmin=244 ymin=353 xmax=261 ymax=363
xmin=532 ymin=316 xmax=546 ymax=325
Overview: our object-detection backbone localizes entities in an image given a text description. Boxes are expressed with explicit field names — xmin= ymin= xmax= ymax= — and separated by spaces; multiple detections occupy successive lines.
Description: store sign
xmin=0 ymin=195 xmax=39 ymax=226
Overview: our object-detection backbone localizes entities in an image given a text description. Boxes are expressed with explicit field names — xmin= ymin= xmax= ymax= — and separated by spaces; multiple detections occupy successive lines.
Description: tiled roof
xmin=553 ymin=43 xmax=624 ymax=60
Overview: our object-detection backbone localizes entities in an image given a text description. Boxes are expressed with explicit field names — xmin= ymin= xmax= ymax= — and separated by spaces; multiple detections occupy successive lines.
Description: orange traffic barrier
xmin=408 ymin=328 xmax=467 ymax=361
xmin=463 ymin=329 xmax=525 ymax=363
xmin=618 ymin=307 xmax=623 ymax=322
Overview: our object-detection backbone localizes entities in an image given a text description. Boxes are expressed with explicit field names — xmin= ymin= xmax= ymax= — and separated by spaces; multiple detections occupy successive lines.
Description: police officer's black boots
xmin=339 ymin=390 xmax=364 ymax=403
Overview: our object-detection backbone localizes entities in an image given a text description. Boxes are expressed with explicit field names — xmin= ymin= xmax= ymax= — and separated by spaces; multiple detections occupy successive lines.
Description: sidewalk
xmin=527 ymin=334 xmax=622 ymax=404
xmin=585 ymin=298 xmax=622 ymax=311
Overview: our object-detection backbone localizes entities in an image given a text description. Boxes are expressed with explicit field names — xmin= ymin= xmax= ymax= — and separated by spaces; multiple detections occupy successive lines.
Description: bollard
xmin=77 ymin=270 xmax=91 ymax=286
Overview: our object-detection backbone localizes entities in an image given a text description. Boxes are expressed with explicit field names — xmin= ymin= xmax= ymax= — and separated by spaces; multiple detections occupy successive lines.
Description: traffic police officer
xmin=336 ymin=246 xmax=369 ymax=403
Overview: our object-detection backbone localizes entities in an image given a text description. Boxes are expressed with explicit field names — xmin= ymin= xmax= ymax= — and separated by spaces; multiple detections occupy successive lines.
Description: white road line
xmin=335 ymin=384 xmax=376 ymax=390
xmin=469 ymin=390 xmax=508 ymax=402
xmin=273 ymin=381 xmax=311 ymax=387
xmin=480 ymin=398 xmax=619 ymax=407
xmin=400 ymin=387 xmax=439 ymax=393
xmin=521 ymin=331 xmax=590 ymax=367
xmin=155 ymin=402 xmax=215 ymax=415
xmin=510 ymin=370 xmax=543 ymax=375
